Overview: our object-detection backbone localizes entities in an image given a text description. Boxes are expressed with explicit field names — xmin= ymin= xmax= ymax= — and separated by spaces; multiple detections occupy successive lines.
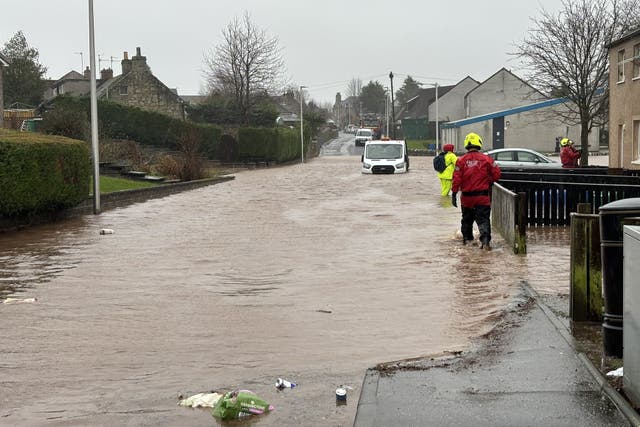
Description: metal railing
xmin=498 ymin=179 xmax=640 ymax=226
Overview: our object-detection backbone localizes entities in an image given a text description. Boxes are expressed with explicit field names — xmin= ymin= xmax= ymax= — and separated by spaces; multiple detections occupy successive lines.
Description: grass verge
xmin=91 ymin=176 xmax=159 ymax=195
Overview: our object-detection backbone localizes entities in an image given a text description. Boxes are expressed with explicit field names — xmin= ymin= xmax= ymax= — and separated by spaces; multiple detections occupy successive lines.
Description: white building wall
xmin=466 ymin=69 xmax=543 ymax=118
xmin=504 ymin=108 xmax=599 ymax=153
xmin=428 ymin=77 xmax=479 ymax=122
xmin=443 ymin=103 xmax=600 ymax=153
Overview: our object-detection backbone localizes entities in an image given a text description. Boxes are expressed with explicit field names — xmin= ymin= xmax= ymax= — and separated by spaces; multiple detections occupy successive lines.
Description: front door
xmin=493 ymin=116 xmax=505 ymax=149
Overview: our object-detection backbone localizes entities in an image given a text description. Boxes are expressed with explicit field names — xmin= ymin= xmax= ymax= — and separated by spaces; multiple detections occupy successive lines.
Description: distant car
xmin=485 ymin=148 xmax=562 ymax=169
xmin=355 ymin=128 xmax=373 ymax=146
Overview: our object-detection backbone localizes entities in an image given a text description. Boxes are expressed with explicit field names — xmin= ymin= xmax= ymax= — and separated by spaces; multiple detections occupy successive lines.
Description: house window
xmin=119 ymin=86 xmax=128 ymax=95
xmin=634 ymin=44 xmax=640 ymax=79
xmin=618 ymin=49 xmax=626 ymax=83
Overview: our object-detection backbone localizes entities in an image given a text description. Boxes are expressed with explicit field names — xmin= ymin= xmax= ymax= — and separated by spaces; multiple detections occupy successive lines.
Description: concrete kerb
xmin=523 ymin=282 xmax=640 ymax=427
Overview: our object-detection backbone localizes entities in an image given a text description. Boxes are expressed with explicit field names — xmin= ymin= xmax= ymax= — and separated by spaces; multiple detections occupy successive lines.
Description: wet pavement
xmin=0 ymin=135 xmax=610 ymax=426
xmin=354 ymin=285 xmax=629 ymax=427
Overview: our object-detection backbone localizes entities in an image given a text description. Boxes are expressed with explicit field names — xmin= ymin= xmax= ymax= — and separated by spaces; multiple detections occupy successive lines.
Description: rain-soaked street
xmin=0 ymin=134 xmax=594 ymax=426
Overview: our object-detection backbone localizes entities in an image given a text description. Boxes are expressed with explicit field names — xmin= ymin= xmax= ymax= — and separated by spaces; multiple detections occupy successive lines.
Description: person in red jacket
xmin=452 ymin=132 xmax=501 ymax=250
xmin=560 ymin=137 xmax=581 ymax=168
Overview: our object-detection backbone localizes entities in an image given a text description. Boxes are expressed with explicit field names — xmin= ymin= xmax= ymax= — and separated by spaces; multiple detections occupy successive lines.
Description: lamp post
xmin=384 ymin=86 xmax=390 ymax=138
xmin=435 ymin=83 xmax=439 ymax=152
xmin=389 ymin=72 xmax=396 ymax=139
xmin=299 ymin=85 xmax=306 ymax=163
xmin=88 ymin=0 xmax=100 ymax=213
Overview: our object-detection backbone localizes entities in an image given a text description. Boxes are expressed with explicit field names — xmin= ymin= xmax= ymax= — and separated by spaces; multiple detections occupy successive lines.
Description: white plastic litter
xmin=606 ymin=367 xmax=624 ymax=377
xmin=178 ymin=392 xmax=223 ymax=408
xmin=275 ymin=378 xmax=296 ymax=389
xmin=2 ymin=297 xmax=37 ymax=304
xmin=99 ymin=229 xmax=114 ymax=235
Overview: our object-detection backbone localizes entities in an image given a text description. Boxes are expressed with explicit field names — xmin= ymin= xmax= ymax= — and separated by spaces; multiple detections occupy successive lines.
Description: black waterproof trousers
xmin=461 ymin=205 xmax=492 ymax=245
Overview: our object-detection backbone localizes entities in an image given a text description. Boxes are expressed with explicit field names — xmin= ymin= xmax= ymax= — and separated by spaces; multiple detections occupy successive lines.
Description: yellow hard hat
xmin=464 ymin=132 xmax=483 ymax=149
xmin=560 ymin=137 xmax=573 ymax=146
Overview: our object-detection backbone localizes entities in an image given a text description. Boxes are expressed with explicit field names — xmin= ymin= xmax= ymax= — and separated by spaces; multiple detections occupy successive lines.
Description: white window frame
xmin=620 ymin=124 xmax=626 ymax=167
xmin=618 ymin=49 xmax=626 ymax=83
xmin=119 ymin=85 xmax=128 ymax=96
xmin=633 ymin=44 xmax=640 ymax=80
xmin=634 ymin=118 xmax=640 ymax=163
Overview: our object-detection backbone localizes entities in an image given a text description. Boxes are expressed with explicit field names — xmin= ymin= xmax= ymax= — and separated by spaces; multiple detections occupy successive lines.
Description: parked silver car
xmin=485 ymin=148 xmax=562 ymax=169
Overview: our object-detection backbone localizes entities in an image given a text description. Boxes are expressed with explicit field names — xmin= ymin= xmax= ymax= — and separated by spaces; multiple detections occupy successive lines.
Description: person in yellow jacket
xmin=437 ymin=144 xmax=457 ymax=196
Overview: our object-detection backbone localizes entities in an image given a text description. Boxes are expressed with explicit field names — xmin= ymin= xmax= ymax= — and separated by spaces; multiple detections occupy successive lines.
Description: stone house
xmin=97 ymin=48 xmax=184 ymax=120
xmin=608 ymin=27 xmax=640 ymax=169
xmin=0 ymin=52 xmax=9 ymax=128
xmin=44 ymin=70 xmax=88 ymax=99
xmin=43 ymin=47 xmax=185 ymax=120
xmin=274 ymin=92 xmax=300 ymax=127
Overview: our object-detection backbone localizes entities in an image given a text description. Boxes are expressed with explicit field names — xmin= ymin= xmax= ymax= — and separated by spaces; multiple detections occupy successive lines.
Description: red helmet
xmin=443 ymin=144 xmax=454 ymax=152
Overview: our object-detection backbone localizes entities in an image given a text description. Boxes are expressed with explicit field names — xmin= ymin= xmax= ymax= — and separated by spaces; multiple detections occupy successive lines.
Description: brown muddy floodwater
xmin=0 ymin=153 xmax=576 ymax=426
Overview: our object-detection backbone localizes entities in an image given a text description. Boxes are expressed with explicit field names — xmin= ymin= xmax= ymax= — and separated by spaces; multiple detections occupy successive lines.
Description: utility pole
xmin=389 ymin=72 xmax=396 ymax=139
xmin=74 ymin=52 xmax=84 ymax=71
xmin=299 ymin=85 xmax=306 ymax=163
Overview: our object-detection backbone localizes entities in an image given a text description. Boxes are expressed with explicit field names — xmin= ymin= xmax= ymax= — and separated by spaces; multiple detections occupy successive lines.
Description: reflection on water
xmin=0 ymin=218 xmax=91 ymax=297
xmin=523 ymin=226 xmax=572 ymax=295
xmin=0 ymin=156 xmax=572 ymax=426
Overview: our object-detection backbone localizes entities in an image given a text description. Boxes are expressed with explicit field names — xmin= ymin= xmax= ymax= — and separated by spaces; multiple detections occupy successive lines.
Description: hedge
xmin=238 ymin=127 xmax=305 ymax=163
xmin=46 ymin=96 xmax=222 ymax=159
xmin=0 ymin=129 xmax=90 ymax=217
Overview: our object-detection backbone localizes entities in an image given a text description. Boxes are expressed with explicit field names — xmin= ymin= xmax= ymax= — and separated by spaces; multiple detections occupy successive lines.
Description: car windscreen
xmin=357 ymin=130 xmax=372 ymax=136
xmin=365 ymin=144 xmax=403 ymax=160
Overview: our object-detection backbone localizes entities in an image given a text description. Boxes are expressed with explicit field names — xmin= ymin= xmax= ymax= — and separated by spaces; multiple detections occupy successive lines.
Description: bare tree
xmin=516 ymin=0 xmax=640 ymax=165
xmin=346 ymin=77 xmax=362 ymax=98
xmin=203 ymin=12 xmax=285 ymax=124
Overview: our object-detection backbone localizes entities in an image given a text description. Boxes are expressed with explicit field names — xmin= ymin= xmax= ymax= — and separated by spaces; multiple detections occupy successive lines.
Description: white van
xmin=355 ymin=128 xmax=373 ymax=146
xmin=361 ymin=140 xmax=409 ymax=174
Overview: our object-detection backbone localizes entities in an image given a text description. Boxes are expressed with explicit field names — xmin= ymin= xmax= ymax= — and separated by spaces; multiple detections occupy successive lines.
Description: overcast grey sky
xmin=1 ymin=0 xmax=566 ymax=105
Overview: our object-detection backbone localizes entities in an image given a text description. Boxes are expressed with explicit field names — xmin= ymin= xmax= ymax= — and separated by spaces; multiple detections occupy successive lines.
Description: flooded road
xmin=0 ymin=136 xmax=584 ymax=426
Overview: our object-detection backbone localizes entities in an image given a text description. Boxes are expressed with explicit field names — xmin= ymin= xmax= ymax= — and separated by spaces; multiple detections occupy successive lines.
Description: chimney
xmin=83 ymin=66 xmax=91 ymax=79
xmin=121 ymin=51 xmax=132 ymax=74
xmin=131 ymin=46 xmax=148 ymax=72
xmin=100 ymin=68 xmax=113 ymax=81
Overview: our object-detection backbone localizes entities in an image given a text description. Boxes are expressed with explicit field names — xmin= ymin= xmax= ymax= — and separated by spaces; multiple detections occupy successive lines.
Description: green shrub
xmin=43 ymin=96 xmax=222 ymax=159
xmin=0 ymin=129 xmax=90 ymax=217
xmin=40 ymin=105 xmax=90 ymax=140
xmin=238 ymin=127 xmax=301 ymax=162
